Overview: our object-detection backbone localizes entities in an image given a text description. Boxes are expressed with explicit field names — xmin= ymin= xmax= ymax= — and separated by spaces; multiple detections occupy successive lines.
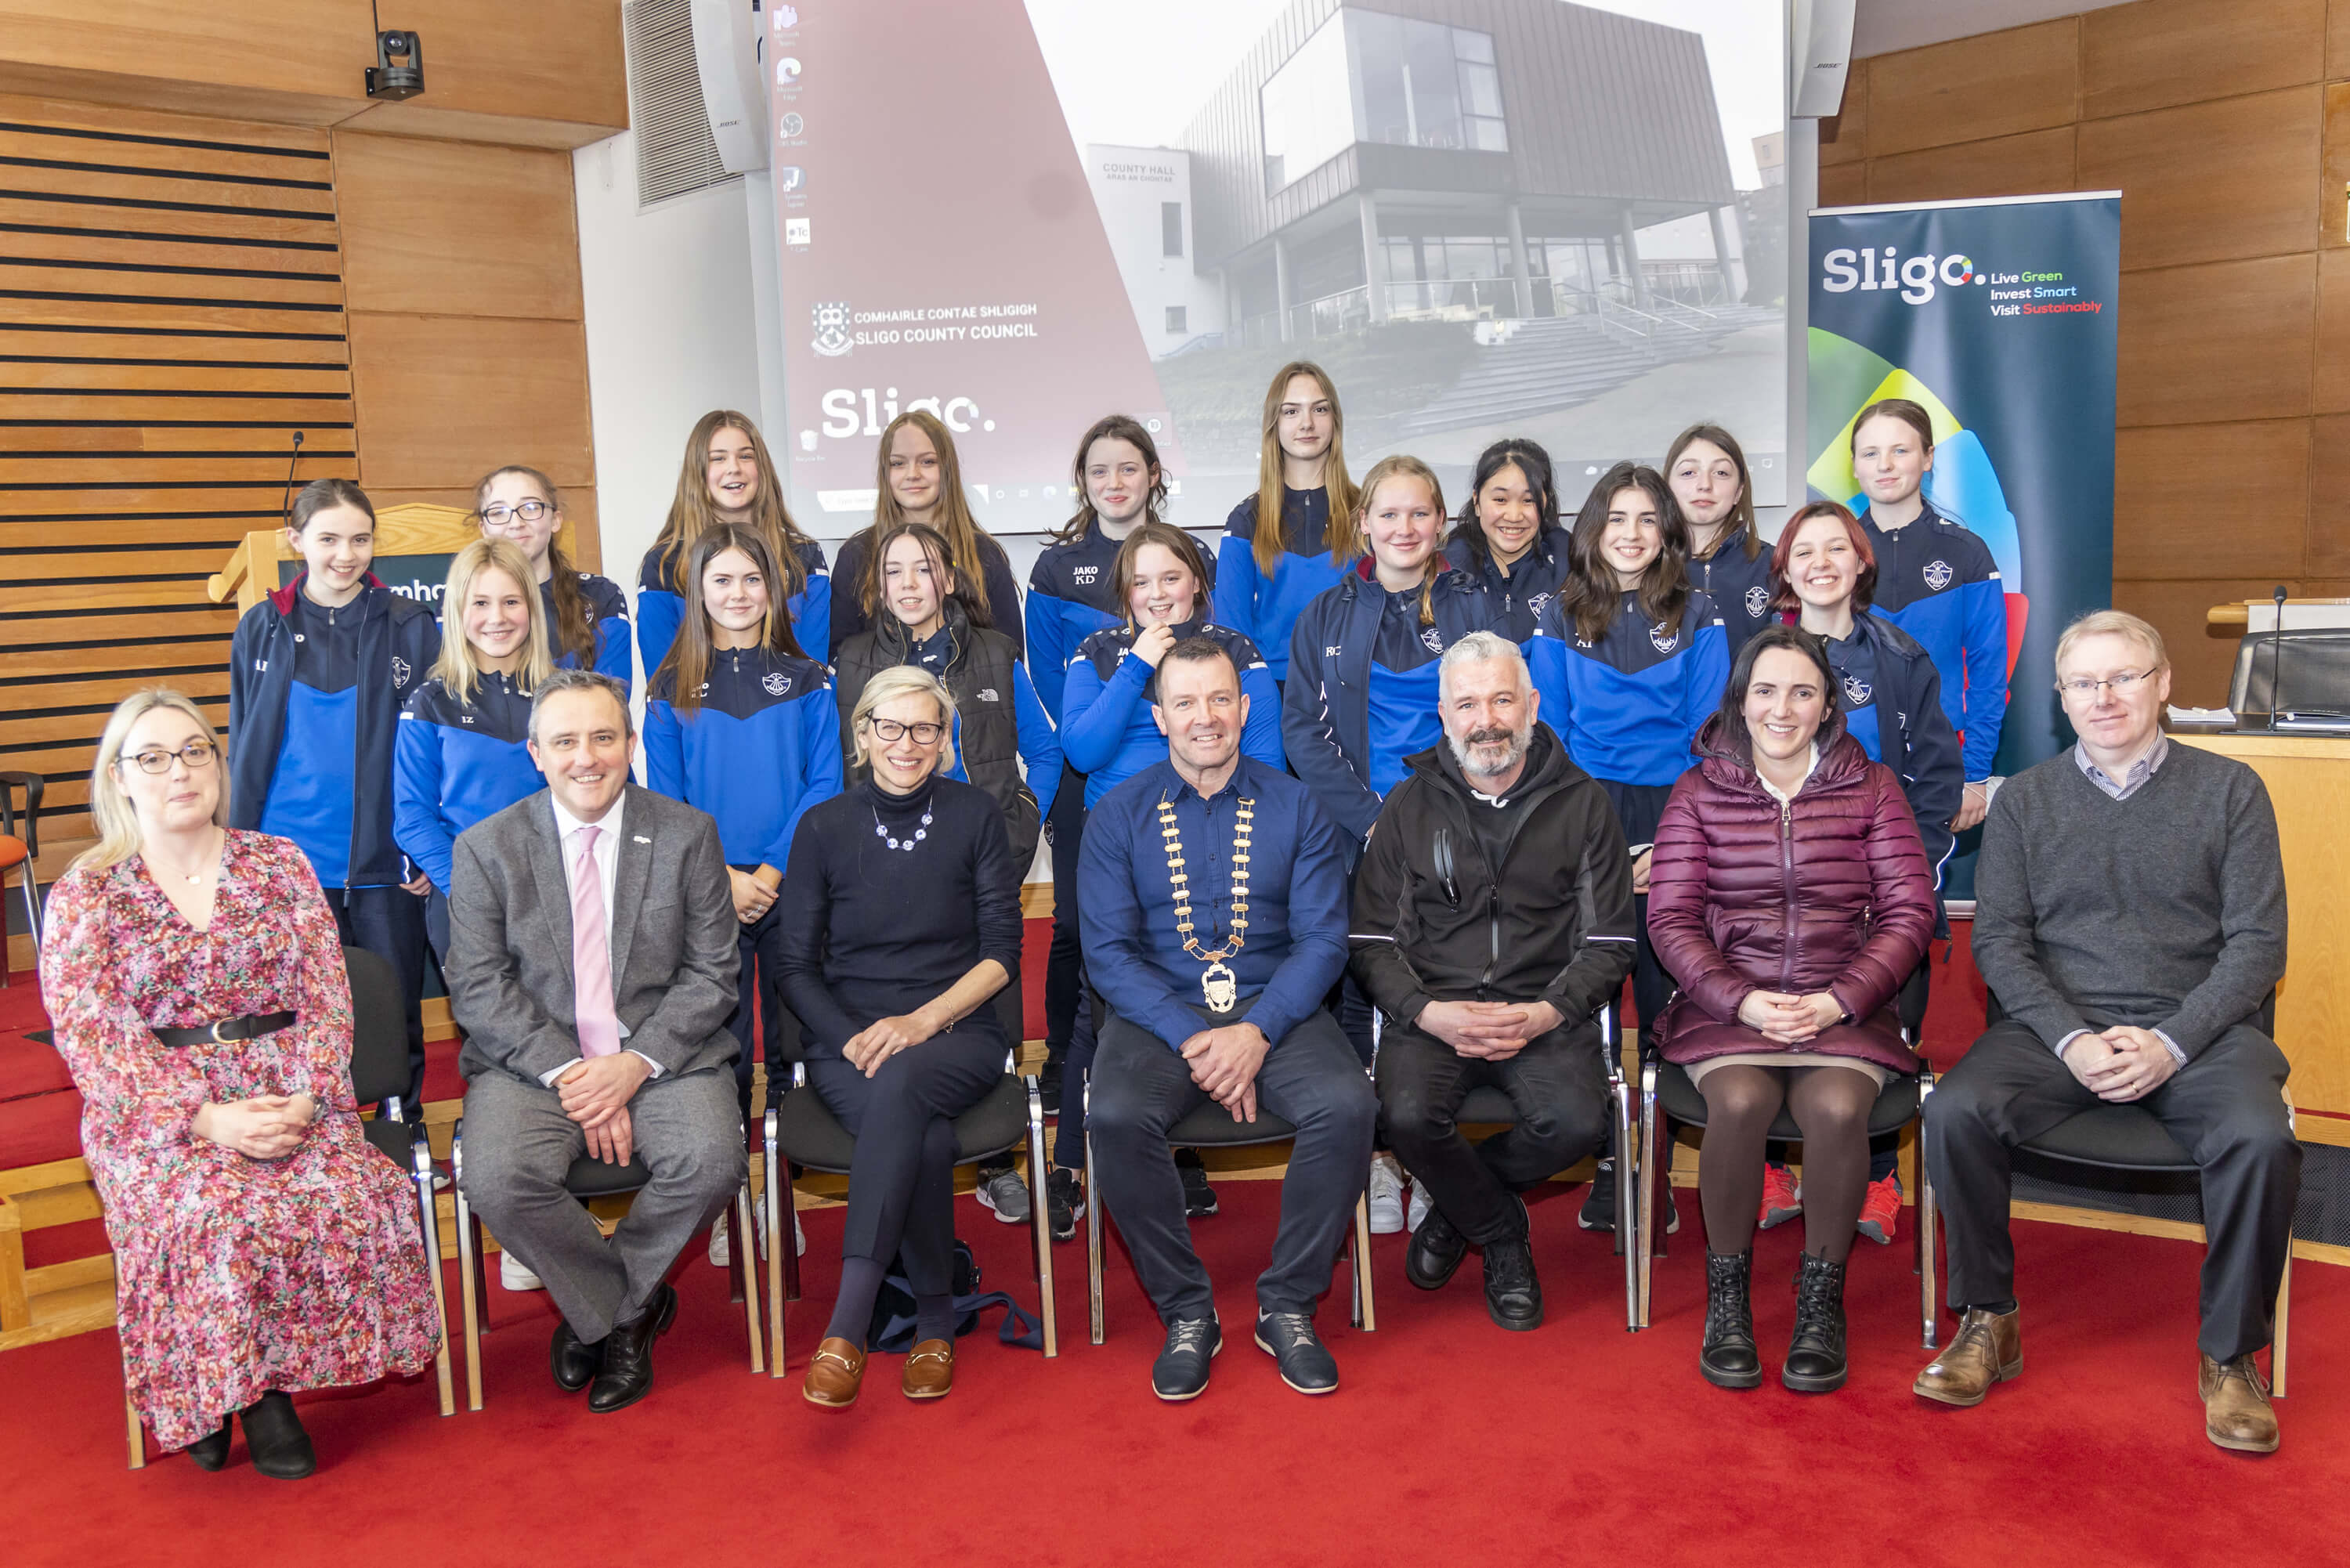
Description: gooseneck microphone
xmin=2266 ymin=584 xmax=2287 ymax=732
xmin=281 ymin=429 xmax=306 ymax=522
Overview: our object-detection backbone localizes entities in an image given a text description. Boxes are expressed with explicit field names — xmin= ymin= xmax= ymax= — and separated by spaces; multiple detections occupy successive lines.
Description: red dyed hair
xmin=1769 ymin=500 xmax=1878 ymax=615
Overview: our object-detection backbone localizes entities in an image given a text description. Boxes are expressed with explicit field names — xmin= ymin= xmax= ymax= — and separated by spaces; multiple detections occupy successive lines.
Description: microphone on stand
xmin=2265 ymin=584 xmax=2287 ymax=731
xmin=280 ymin=429 xmax=306 ymax=522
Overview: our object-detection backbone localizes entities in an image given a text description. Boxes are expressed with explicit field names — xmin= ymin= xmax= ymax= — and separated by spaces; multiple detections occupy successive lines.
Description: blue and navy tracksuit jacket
xmin=635 ymin=537 xmax=831 ymax=690
xmin=228 ymin=576 xmax=439 ymax=892
xmin=1689 ymin=526 xmax=1777 ymax=648
xmin=392 ymin=670 xmax=544 ymax=896
xmin=644 ymin=646 xmax=841 ymax=873
xmin=1024 ymin=521 xmax=1132 ymax=724
xmin=1528 ymin=589 xmax=1730 ymax=789
xmin=547 ymin=570 xmax=634 ymax=694
xmin=1282 ymin=568 xmax=1498 ymax=844
xmin=1444 ymin=526 xmax=1567 ymax=644
xmin=1855 ymin=498 xmax=2007 ymax=780
xmin=1816 ymin=610 xmax=1964 ymax=890
xmin=1061 ymin=618 xmax=1283 ymax=811
xmin=1214 ymin=487 xmax=1360 ymax=685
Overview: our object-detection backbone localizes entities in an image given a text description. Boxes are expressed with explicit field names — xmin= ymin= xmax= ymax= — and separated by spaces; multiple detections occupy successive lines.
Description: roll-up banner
xmin=1807 ymin=191 xmax=2120 ymax=898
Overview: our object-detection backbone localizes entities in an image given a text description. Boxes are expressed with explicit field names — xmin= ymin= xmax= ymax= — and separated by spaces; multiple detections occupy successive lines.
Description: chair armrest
xmin=0 ymin=771 xmax=42 ymax=858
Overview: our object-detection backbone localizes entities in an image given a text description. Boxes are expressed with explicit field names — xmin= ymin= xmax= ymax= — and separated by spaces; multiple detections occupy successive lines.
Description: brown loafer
xmin=902 ymin=1338 xmax=954 ymax=1400
xmin=803 ymin=1337 xmax=866 ymax=1410
xmin=2199 ymin=1353 xmax=2279 ymax=1454
xmin=1912 ymin=1306 xmax=2021 ymax=1407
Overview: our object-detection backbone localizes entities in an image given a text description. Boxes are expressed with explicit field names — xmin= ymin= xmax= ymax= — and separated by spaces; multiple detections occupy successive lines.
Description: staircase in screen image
xmin=1403 ymin=303 xmax=1782 ymax=436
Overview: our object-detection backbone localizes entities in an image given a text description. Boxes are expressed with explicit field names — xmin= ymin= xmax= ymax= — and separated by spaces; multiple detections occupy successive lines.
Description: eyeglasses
xmin=865 ymin=718 xmax=944 ymax=744
xmin=477 ymin=500 xmax=551 ymax=526
xmin=123 ymin=741 xmax=217 ymax=775
xmin=2056 ymin=670 xmax=2153 ymax=699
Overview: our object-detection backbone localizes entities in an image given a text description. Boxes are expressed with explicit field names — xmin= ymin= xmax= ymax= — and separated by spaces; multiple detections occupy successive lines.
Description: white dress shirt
xmin=540 ymin=790 xmax=660 ymax=1084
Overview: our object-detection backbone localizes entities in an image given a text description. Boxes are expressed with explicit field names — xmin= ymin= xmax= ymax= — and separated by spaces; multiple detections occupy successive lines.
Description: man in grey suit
xmin=447 ymin=669 xmax=744 ymax=1414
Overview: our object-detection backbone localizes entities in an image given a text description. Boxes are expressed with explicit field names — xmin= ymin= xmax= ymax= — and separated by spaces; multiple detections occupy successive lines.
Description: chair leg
xmin=125 ymin=1394 xmax=145 ymax=1470
xmin=1636 ymin=1064 xmax=1658 ymax=1331
xmin=1614 ymin=1075 xmax=1639 ymax=1331
xmin=764 ymin=1112 xmax=788 ymax=1378
xmin=734 ymin=1183 xmax=764 ymax=1375
xmin=1351 ymin=1191 xmax=1375 ymax=1332
xmin=2272 ymin=1243 xmax=2291 ymax=1398
xmin=1024 ymin=1078 xmax=1058 ymax=1358
xmin=1916 ymin=1075 xmax=1939 ymax=1350
xmin=1085 ymin=1119 xmax=1105 ymax=1347
xmin=410 ymin=1138 xmax=457 ymax=1417
xmin=453 ymin=1186 xmax=485 ymax=1413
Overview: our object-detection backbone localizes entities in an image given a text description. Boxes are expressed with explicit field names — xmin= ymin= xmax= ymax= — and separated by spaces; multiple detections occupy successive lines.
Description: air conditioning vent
xmin=624 ymin=0 xmax=732 ymax=206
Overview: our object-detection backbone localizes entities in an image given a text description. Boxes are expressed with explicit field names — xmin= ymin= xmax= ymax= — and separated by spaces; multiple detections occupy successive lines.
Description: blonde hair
xmin=2054 ymin=609 xmax=2167 ymax=678
xmin=74 ymin=688 xmax=230 ymax=876
xmin=1252 ymin=361 xmax=1359 ymax=573
xmin=1354 ymin=453 xmax=1448 ymax=627
xmin=849 ymin=665 xmax=958 ymax=775
xmin=432 ymin=538 xmax=555 ymax=704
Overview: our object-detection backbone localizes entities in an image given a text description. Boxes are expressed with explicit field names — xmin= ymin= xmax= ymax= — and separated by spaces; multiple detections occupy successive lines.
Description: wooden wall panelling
xmin=346 ymin=313 xmax=592 ymax=493
xmin=1819 ymin=57 xmax=1867 ymax=168
xmin=2113 ymin=577 xmax=2308 ymax=705
xmin=2114 ymin=255 xmax=2317 ymax=428
xmin=2335 ymin=0 xmax=2350 ymax=81
xmin=366 ymin=487 xmax=602 ymax=575
xmin=1817 ymin=163 xmax=1867 ymax=208
xmin=1863 ymin=128 xmax=2076 ymax=210
xmin=331 ymin=134 xmax=582 ymax=319
xmin=2312 ymin=248 xmax=2350 ymax=411
xmin=2323 ymin=83 xmax=2350 ymax=255
xmin=1864 ymin=19 xmax=2081 ymax=158
xmin=2307 ymin=414 xmax=2350 ymax=575
xmin=2077 ymin=88 xmax=2323 ymax=273
xmin=2113 ymin=420 xmax=2310 ymax=580
xmin=2079 ymin=0 xmax=2325 ymax=121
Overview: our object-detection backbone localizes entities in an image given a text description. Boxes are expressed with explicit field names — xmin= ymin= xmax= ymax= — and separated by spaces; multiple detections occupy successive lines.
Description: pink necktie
xmin=570 ymin=826 xmax=621 ymax=1058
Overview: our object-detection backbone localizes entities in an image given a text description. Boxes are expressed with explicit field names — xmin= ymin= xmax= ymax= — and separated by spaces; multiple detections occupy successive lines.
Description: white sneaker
xmin=499 ymin=1250 xmax=542 ymax=1292
xmin=794 ymin=1207 xmax=806 ymax=1257
xmin=1368 ymin=1153 xmax=1407 ymax=1234
xmin=709 ymin=1194 xmax=779 ymax=1266
xmin=1407 ymin=1176 xmax=1433 ymax=1234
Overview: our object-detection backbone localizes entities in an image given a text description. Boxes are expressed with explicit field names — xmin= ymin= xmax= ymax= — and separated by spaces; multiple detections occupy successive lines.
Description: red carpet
xmin=2 ymin=1183 xmax=2340 ymax=1568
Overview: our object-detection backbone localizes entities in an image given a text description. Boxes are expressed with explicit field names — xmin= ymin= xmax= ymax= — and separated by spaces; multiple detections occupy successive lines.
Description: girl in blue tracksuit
xmin=644 ymin=523 xmax=841 ymax=1122
xmin=1213 ymin=360 xmax=1361 ymax=685
xmin=1849 ymin=398 xmax=2007 ymax=832
xmin=227 ymin=477 xmax=440 ymax=1105
xmin=1444 ymin=437 xmax=1567 ymax=643
xmin=394 ymin=537 xmax=553 ymax=965
xmin=475 ymin=464 xmax=632 ymax=695
xmin=1027 ymin=414 xmax=1165 ymax=1148
xmin=1528 ymin=461 xmax=1729 ymax=1035
xmin=1670 ymin=422 xmax=1776 ymax=648
xmin=637 ymin=410 xmax=831 ymax=681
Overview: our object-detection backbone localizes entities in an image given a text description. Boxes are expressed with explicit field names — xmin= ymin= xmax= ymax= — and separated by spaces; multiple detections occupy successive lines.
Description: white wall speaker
xmin=1791 ymin=0 xmax=1857 ymax=120
xmin=691 ymin=0 xmax=768 ymax=175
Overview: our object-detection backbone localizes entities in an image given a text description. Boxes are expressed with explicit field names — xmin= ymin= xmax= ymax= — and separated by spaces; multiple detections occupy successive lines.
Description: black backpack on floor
xmin=866 ymin=1237 xmax=1043 ymax=1352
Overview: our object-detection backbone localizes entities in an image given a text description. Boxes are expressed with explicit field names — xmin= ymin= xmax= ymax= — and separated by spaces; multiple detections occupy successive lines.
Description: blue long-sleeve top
xmin=1856 ymin=497 xmax=2007 ymax=781
xmin=545 ymin=571 xmax=634 ymax=695
xmin=644 ymin=645 xmax=841 ymax=873
xmin=636 ymin=537 xmax=830 ymax=688
xmin=1444 ymin=526 xmax=1567 ymax=643
xmin=393 ymin=669 xmax=544 ymax=894
xmin=1060 ymin=617 xmax=1284 ymax=810
xmin=1528 ymin=589 xmax=1730 ymax=789
xmin=1025 ymin=520 xmax=1132 ymax=723
xmin=1213 ymin=486 xmax=1358 ymax=684
xmin=1079 ymin=755 xmax=1349 ymax=1052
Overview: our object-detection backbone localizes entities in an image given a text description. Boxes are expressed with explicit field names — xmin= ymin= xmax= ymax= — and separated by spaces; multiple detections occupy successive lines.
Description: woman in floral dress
xmin=38 ymin=689 xmax=442 ymax=1476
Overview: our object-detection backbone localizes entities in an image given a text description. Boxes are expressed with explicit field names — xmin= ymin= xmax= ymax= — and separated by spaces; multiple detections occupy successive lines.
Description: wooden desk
xmin=2176 ymin=733 xmax=2350 ymax=1146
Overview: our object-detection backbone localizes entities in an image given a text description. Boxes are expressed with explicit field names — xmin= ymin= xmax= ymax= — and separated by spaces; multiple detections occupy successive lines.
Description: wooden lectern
xmin=205 ymin=503 xmax=582 ymax=614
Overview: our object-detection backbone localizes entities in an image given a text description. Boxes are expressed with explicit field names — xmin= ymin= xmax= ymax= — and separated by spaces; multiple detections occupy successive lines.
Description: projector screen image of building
xmin=768 ymin=0 xmax=1787 ymax=537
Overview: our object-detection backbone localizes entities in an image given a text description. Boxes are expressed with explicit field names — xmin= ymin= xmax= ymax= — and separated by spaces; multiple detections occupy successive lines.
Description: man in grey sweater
xmin=1914 ymin=611 xmax=2297 ymax=1454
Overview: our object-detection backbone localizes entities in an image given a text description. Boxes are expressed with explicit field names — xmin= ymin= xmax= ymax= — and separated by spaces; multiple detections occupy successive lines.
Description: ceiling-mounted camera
xmin=366 ymin=30 xmax=425 ymax=100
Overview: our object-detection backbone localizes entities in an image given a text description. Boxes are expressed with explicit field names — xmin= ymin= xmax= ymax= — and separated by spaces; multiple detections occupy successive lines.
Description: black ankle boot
xmin=240 ymin=1391 xmax=316 ymax=1479
xmin=1784 ymin=1252 xmax=1849 ymax=1393
xmin=1700 ymin=1250 xmax=1761 ymax=1389
xmin=183 ymin=1418 xmax=232 ymax=1471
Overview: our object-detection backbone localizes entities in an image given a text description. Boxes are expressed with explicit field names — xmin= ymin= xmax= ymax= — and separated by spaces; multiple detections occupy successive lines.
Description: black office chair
xmin=1636 ymin=963 xmax=1940 ymax=1346
xmin=1930 ymin=993 xmax=2294 ymax=1396
xmin=125 ymin=945 xmax=455 ymax=1467
xmin=761 ymin=1012 xmax=1058 ymax=1370
xmin=451 ymin=1093 xmax=765 ymax=1410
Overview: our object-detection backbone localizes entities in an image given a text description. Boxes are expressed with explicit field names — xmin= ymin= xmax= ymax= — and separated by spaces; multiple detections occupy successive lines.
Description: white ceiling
xmin=1852 ymin=0 xmax=2137 ymax=58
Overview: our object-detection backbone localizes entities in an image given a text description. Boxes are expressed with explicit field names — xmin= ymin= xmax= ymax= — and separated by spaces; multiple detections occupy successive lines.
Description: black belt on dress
xmin=153 ymin=1010 xmax=298 ymax=1049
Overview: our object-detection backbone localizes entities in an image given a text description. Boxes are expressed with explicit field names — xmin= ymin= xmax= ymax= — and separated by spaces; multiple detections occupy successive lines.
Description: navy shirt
xmin=1078 ymin=754 xmax=1349 ymax=1052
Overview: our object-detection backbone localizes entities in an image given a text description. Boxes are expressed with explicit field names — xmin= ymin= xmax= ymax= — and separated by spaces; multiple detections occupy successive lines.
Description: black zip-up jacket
xmin=1349 ymin=725 xmax=1637 ymax=1031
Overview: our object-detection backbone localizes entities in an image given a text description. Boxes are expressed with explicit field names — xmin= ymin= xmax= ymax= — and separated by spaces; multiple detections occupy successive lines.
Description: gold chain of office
xmin=1158 ymin=792 xmax=1253 ymax=1013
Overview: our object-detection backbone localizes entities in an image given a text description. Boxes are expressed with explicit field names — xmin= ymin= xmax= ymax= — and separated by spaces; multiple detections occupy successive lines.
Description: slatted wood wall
xmin=0 ymin=97 xmax=356 ymax=860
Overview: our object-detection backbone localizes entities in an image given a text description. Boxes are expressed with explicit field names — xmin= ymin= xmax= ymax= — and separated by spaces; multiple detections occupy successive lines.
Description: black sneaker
xmin=1578 ymin=1158 xmax=1678 ymax=1234
xmin=1177 ymin=1157 xmax=1218 ymax=1218
xmin=1046 ymin=1166 xmax=1084 ymax=1243
xmin=1152 ymin=1315 xmax=1220 ymax=1401
xmin=1404 ymin=1206 xmax=1469 ymax=1291
xmin=1254 ymin=1310 xmax=1338 ymax=1394
xmin=1039 ymin=1059 xmax=1063 ymax=1116
xmin=1482 ymin=1237 xmax=1543 ymax=1331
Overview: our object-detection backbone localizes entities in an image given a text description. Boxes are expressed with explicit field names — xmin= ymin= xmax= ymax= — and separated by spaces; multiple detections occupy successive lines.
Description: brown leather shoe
xmin=802 ymin=1337 xmax=866 ymax=1410
xmin=2199 ymin=1353 xmax=2279 ymax=1454
xmin=902 ymin=1338 xmax=955 ymax=1400
xmin=1912 ymin=1306 xmax=2022 ymax=1407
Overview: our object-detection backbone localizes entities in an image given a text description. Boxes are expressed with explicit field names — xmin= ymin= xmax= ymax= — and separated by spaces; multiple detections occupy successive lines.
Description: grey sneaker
xmin=974 ymin=1164 xmax=1032 ymax=1225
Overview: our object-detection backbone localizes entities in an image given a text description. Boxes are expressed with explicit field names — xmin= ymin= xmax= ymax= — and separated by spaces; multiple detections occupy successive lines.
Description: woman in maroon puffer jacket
xmin=1647 ymin=624 xmax=1935 ymax=1395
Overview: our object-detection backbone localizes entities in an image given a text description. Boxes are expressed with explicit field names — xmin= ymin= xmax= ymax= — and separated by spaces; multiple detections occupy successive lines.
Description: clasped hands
xmin=559 ymin=1051 xmax=653 ymax=1164
xmin=192 ymin=1093 xmax=317 ymax=1159
xmin=1418 ymin=999 xmax=1564 ymax=1061
xmin=2063 ymin=1025 xmax=2178 ymax=1103
xmin=844 ymin=1006 xmax=948 ymax=1078
xmin=728 ymin=866 xmax=780 ymax=925
xmin=1737 ymin=990 xmax=1844 ymax=1044
xmin=1180 ymin=1021 xmax=1271 ymax=1122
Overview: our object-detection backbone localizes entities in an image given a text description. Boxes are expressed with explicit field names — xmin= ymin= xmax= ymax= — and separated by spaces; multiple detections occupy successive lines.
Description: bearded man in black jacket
xmin=1351 ymin=631 xmax=1637 ymax=1330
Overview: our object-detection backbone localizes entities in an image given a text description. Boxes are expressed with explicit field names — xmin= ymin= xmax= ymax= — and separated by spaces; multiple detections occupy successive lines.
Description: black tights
xmin=1697 ymin=1064 xmax=1878 ymax=1264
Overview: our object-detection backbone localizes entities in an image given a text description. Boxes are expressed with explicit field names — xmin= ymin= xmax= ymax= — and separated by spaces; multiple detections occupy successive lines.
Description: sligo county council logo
xmin=812 ymin=301 xmax=852 ymax=357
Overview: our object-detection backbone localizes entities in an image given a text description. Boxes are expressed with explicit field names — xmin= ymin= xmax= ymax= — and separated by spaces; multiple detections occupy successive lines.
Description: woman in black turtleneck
xmin=776 ymin=666 xmax=1022 ymax=1411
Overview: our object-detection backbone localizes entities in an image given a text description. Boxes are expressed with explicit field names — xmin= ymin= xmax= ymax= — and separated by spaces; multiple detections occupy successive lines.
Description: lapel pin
xmin=633 ymin=835 xmax=652 ymax=844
